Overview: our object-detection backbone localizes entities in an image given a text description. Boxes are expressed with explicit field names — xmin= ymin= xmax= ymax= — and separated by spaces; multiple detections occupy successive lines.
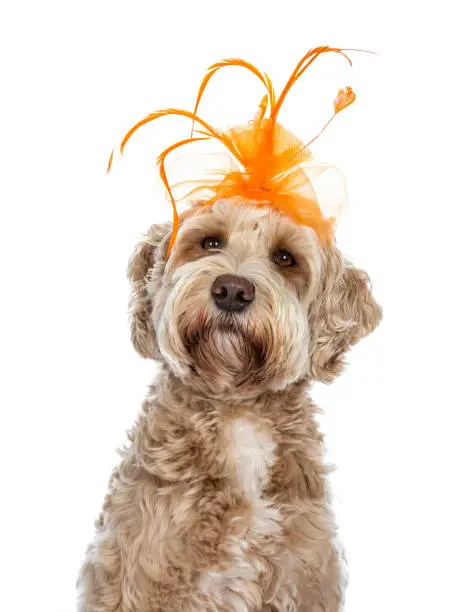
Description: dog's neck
xmin=151 ymin=364 xmax=311 ymax=410
xmin=134 ymin=366 xmax=323 ymax=498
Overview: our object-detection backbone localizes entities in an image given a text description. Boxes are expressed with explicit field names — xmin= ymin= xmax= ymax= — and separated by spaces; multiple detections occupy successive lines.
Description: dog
xmin=78 ymin=198 xmax=381 ymax=611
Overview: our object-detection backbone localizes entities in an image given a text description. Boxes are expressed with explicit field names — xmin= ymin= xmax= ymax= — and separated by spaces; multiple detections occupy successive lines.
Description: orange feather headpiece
xmin=109 ymin=46 xmax=365 ymax=256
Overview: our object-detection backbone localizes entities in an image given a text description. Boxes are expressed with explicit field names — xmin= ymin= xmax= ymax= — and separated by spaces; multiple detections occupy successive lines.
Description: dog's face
xmin=129 ymin=200 xmax=381 ymax=393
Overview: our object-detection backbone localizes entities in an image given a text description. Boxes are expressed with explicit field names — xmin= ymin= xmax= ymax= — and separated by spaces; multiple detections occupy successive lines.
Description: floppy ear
xmin=127 ymin=223 xmax=171 ymax=358
xmin=308 ymin=248 xmax=382 ymax=382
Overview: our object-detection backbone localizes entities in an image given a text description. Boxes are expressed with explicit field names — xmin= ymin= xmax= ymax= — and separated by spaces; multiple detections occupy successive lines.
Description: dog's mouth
xmin=185 ymin=314 xmax=262 ymax=346
xmin=180 ymin=311 xmax=268 ymax=382
xmin=214 ymin=313 xmax=251 ymax=335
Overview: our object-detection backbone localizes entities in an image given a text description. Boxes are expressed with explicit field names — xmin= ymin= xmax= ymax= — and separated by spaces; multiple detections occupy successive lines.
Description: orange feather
xmin=107 ymin=149 xmax=114 ymax=174
xmin=190 ymin=58 xmax=275 ymax=138
xmin=156 ymin=136 xmax=210 ymax=256
xmin=109 ymin=47 xmax=366 ymax=256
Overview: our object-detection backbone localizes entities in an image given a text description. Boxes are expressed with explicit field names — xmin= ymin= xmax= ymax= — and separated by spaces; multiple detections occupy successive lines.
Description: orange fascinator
xmin=108 ymin=46 xmax=364 ymax=256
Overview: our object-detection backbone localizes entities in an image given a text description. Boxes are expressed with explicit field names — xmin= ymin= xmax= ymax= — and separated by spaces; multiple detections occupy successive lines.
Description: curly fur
xmin=79 ymin=200 xmax=381 ymax=611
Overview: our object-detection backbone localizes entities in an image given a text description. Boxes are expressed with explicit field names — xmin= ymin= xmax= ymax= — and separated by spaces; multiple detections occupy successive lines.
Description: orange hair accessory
xmin=108 ymin=46 xmax=365 ymax=256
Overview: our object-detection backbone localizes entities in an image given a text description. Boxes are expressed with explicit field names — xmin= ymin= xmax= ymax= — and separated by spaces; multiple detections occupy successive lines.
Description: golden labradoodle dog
xmin=79 ymin=199 xmax=381 ymax=611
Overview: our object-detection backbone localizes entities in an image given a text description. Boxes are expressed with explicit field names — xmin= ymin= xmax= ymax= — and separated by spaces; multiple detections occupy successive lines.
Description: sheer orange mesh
xmin=108 ymin=46 xmax=365 ymax=256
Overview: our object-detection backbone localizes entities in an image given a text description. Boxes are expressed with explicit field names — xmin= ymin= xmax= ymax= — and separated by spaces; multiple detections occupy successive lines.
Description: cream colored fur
xmin=78 ymin=200 xmax=381 ymax=611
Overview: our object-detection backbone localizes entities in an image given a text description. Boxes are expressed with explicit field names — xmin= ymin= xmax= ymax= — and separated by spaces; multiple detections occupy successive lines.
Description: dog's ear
xmin=127 ymin=223 xmax=171 ymax=358
xmin=308 ymin=248 xmax=382 ymax=382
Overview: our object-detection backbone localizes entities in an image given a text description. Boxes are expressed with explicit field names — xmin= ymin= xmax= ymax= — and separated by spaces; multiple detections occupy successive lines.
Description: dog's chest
xmin=199 ymin=419 xmax=294 ymax=608
xmin=228 ymin=418 xmax=277 ymax=499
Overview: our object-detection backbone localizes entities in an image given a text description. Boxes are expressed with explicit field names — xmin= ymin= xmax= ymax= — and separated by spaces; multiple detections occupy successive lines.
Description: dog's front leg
xmin=79 ymin=465 xmax=250 ymax=611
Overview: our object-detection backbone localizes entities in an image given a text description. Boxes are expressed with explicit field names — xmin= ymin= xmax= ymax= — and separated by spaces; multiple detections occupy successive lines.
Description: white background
xmin=1 ymin=1 xmax=458 ymax=611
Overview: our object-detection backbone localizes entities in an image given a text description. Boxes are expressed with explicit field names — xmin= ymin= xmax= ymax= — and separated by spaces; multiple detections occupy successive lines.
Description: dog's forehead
xmin=181 ymin=199 xmax=319 ymax=250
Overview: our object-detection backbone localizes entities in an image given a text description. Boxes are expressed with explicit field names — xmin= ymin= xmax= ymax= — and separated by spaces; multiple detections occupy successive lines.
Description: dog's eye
xmin=201 ymin=236 xmax=221 ymax=250
xmin=272 ymin=250 xmax=296 ymax=267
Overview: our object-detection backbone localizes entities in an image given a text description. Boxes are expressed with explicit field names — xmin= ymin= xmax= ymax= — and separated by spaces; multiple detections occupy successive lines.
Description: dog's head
xmin=128 ymin=200 xmax=381 ymax=392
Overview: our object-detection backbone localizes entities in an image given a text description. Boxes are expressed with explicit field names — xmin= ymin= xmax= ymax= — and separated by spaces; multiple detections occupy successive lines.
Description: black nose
xmin=211 ymin=274 xmax=255 ymax=312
